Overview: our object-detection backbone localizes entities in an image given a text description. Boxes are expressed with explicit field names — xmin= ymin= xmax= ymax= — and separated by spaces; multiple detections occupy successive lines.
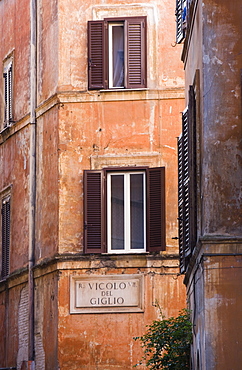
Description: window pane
xmin=130 ymin=174 xmax=144 ymax=249
xmin=112 ymin=25 xmax=124 ymax=87
xmin=111 ymin=175 xmax=124 ymax=250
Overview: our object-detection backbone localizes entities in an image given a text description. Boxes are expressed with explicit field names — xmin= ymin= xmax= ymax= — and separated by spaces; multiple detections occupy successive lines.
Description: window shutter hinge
xmin=84 ymin=221 xmax=88 ymax=230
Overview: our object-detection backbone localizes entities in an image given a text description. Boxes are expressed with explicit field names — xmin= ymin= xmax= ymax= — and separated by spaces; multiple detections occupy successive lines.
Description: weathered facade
xmin=0 ymin=1 xmax=186 ymax=369
xmin=176 ymin=0 xmax=242 ymax=368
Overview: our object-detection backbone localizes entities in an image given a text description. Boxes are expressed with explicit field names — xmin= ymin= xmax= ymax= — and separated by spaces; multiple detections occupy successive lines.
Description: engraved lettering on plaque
xmin=70 ymin=275 xmax=144 ymax=314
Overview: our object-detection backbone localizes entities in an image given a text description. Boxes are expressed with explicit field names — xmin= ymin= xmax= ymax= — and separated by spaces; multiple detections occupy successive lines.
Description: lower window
xmin=107 ymin=171 xmax=146 ymax=253
xmin=84 ymin=167 xmax=166 ymax=254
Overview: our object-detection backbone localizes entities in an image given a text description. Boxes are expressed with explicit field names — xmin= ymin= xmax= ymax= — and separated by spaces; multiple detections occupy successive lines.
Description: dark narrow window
xmin=84 ymin=167 xmax=165 ymax=253
xmin=88 ymin=17 xmax=147 ymax=90
xmin=3 ymin=60 xmax=13 ymax=128
xmin=1 ymin=196 xmax=10 ymax=279
xmin=178 ymin=86 xmax=197 ymax=273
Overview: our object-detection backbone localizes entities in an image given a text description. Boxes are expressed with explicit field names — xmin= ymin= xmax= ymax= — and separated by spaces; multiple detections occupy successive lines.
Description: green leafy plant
xmin=134 ymin=308 xmax=192 ymax=370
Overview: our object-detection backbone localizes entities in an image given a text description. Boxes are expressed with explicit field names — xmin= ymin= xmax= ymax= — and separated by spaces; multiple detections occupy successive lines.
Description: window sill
xmin=0 ymin=125 xmax=11 ymax=135
xmin=101 ymin=252 xmax=149 ymax=255
xmin=100 ymin=88 xmax=149 ymax=93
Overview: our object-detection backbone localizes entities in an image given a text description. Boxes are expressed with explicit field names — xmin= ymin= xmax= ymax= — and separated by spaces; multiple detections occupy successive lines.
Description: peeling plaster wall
xmin=0 ymin=129 xmax=30 ymax=273
xmin=34 ymin=271 xmax=58 ymax=370
xmin=0 ymin=0 xmax=30 ymax=123
xmin=57 ymin=96 xmax=184 ymax=255
xmin=17 ymin=286 xmax=28 ymax=370
xmin=57 ymin=258 xmax=185 ymax=370
xmin=203 ymin=255 xmax=242 ymax=368
xmin=35 ymin=108 xmax=59 ymax=261
xmin=188 ymin=252 xmax=242 ymax=369
xmin=184 ymin=0 xmax=242 ymax=236
xmin=202 ymin=0 xmax=242 ymax=235
xmin=57 ymin=0 xmax=184 ymax=91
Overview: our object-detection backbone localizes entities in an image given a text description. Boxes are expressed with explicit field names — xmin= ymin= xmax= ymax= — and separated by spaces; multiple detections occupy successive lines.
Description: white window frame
xmin=107 ymin=171 xmax=146 ymax=254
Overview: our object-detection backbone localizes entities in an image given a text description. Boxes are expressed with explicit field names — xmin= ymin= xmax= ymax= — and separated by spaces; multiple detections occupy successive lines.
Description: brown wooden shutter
xmin=178 ymin=110 xmax=188 ymax=273
xmin=83 ymin=170 xmax=106 ymax=253
xmin=146 ymin=167 xmax=166 ymax=252
xmin=2 ymin=197 xmax=10 ymax=279
xmin=88 ymin=21 xmax=107 ymax=89
xmin=3 ymin=72 xmax=8 ymax=126
xmin=178 ymin=87 xmax=197 ymax=272
xmin=178 ymin=133 xmax=185 ymax=273
xmin=125 ymin=17 xmax=147 ymax=89
xmin=188 ymin=85 xmax=197 ymax=251
xmin=182 ymin=108 xmax=190 ymax=260
xmin=8 ymin=64 xmax=13 ymax=122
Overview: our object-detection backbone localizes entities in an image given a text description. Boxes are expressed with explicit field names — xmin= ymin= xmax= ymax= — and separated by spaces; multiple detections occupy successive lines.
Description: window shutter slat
xmin=126 ymin=17 xmax=147 ymax=89
xmin=147 ymin=167 xmax=166 ymax=252
xmin=84 ymin=170 xmax=105 ymax=253
xmin=88 ymin=21 xmax=106 ymax=89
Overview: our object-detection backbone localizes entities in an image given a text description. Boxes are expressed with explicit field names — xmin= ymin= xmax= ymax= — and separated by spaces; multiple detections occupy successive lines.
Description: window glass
xmin=130 ymin=174 xmax=144 ymax=249
xmin=112 ymin=25 xmax=124 ymax=87
xmin=111 ymin=174 xmax=124 ymax=250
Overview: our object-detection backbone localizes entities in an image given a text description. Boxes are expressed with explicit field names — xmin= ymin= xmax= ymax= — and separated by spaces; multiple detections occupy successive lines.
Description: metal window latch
xmin=84 ymin=221 xmax=93 ymax=230
xmin=88 ymin=59 xmax=96 ymax=69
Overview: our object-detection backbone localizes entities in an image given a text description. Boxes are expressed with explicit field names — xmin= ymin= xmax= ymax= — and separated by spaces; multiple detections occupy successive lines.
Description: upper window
xmin=1 ymin=195 xmax=10 ymax=279
xmin=88 ymin=17 xmax=147 ymax=90
xmin=83 ymin=167 xmax=165 ymax=254
xmin=3 ymin=57 xmax=13 ymax=128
